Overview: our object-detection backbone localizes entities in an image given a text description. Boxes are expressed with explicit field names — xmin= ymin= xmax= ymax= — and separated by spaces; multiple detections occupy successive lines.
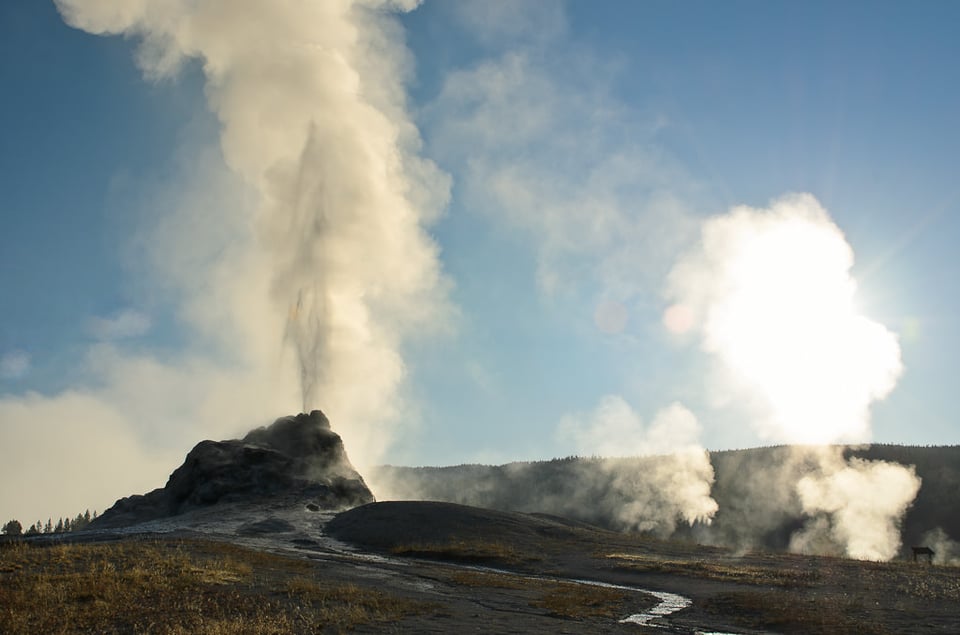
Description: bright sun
xmin=667 ymin=194 xmax=903 ymax=444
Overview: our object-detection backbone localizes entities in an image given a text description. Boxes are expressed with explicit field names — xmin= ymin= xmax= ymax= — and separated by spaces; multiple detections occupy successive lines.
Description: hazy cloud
xmin=88 ymin=309 xmax=151 ymax=340
xmin=426 ymin=28 xmax=700 ymax=306
xmin=0 ymin=390 xmax=180 ymax=526
xmin=0 ymin=351 xmax=30 ymax=380
xmin=450 ymin=0 xmax=567 ymax=48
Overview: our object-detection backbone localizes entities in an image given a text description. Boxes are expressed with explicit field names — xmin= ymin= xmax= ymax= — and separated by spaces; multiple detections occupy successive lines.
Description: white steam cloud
xmin=558 ymin=396 xmax=718 ymax=532
xmin=666 ymin=193 xmax=902 ymax=442
xmin=920 ymin=528 xmax=960 ymax=566
xmin=0 ymin=0 xmax=451 ymax=525
xmin=56 ymin=0 xmax=451 ymax=429
xmin=667 ymin=194 xmax=920 ymax=560
xmin=791 ymin=448 xmax=920 ymax=561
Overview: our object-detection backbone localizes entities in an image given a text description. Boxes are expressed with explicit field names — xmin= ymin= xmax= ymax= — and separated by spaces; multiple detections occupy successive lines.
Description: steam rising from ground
xmin=0 ymin=0 xmax=451 ymax=524
xmin=374 ymin=397 xmax=717 ymax=537
xmin=57 ymin=0 xmax=451 ymax=436
xmin=557 ymin=397 xmax=718 ymax=532
xmin=667 ymin=194 xmax=920 ymax=560
xmin=790 ymin=448 xmax=920 ymax=560
xmin=921 ymin=528 xmax=960 ymax=565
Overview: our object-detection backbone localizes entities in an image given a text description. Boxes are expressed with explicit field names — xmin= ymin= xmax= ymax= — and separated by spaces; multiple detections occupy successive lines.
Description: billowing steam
xmin=667 ymin=194 xmax=920 ymax=560
xmin=53 ymin=0 xmax=451 ymax=452
xmin=920 ymin=528 xmax=960 ymax=566
xmin=0 ymin=0 xmax=453 ymax=524
xmin=557 ymin=397 xmax=718 ymax=532
xmin=790 ymin=447 xmax=920 ymax=560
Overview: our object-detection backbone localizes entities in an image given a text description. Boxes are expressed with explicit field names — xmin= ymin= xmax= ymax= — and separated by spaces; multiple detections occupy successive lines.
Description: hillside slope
xmin=373 ymin=444 xmax=960 ymax=558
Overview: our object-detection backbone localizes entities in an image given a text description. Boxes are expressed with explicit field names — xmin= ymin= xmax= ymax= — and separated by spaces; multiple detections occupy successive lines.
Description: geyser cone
xmin=92 ymin=410 xmax=374 ymax=529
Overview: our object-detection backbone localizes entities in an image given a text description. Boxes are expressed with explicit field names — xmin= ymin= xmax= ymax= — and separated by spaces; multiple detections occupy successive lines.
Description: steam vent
xmin=92 ymin=410 xmax=374 ymax=529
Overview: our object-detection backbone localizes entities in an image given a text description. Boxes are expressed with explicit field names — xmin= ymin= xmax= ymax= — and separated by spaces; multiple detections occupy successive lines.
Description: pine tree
xmin=44 ymin=519 xmax=52 ymax=534
xmin=54 ymin=518 xmax=64 ymax=533
xmin=2 ymin=519 xmax=22 ymax=536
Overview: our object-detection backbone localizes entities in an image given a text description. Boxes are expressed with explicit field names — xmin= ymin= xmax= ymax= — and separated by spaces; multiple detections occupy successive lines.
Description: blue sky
xmin=1 ymin=0 xmax=959 ymax=522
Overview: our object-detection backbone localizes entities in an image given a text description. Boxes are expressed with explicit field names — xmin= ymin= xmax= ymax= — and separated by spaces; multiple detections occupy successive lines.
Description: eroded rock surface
xmin=92 ymin=411 xmax=373 ymax=528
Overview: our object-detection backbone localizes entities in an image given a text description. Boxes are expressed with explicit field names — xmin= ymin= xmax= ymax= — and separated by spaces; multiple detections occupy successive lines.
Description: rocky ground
xmin=5 ymin=498 xmax=958 ymax=634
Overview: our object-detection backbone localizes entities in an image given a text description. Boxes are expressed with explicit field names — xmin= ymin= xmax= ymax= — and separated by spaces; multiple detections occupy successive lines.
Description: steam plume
xmin=0 ymin=0 xmax=453 ymax=525
xmin=53 ymin=0 xmax=451 ymax=457
xmin=790 ymin=448 xmax=920 ymax=560
xmin=920 ymin=528 xmax=960 ymax=566
xmin=557 ymin=397 xmax=718 ymax=533
xmin=667 ymin=194 xmax=920 ymax=560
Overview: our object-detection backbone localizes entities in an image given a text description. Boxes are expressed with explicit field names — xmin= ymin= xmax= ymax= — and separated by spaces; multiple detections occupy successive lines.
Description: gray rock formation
xmin=92 ymin=410 xmax=374 ymax=528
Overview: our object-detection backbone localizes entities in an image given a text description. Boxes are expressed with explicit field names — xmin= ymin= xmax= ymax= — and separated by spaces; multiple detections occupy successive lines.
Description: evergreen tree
xmin=54 ymin=518 xmax=64 ymax=533
xmin=2 ymin=519 xmax=22 ymax=536
xmin=44 ymin=519 xmax=52 ymax=534
xmin=25 ymin=523 xmax=39 ymax=536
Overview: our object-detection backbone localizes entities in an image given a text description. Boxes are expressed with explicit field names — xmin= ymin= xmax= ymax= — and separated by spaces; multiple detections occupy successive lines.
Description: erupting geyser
xmin=92 ymin=410 xmax=373 ymax=529
xmin=53 ymin=0 xmax=454 ymax=479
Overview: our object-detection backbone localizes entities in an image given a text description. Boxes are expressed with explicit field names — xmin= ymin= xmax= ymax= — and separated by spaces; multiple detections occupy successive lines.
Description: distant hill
xmin=373 ymin=444 xmax=960 ymax=558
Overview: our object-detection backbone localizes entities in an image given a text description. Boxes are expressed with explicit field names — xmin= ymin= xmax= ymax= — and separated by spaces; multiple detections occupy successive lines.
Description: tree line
xmin=375 ymin=444 xmax=960 ymax=552
xmin=2 ymin=510 xmax=98 ymax=536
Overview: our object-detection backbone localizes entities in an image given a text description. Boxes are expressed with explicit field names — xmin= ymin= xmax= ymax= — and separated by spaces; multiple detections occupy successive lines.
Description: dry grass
xmin=446 ymin=568 xmax=647 ymax=621
xmin=425 ymin=534 xmax=958 ymax=629
xmin=702 ymin=590 xmax=889 ymax=635
xmin=530 ymin=582 xmax=631 ymax=619
xmin=448 ymin=570 xmax=528 ymax=590
xmin=0 ymin=538 xmax=430 ymax=634
xmin=606 ymin=548 xmax=960 ymax=634
xmin=605 ymin=551 xmax=821 ymax=587
xmin=389 ymin=537 xmax=536 ymax=565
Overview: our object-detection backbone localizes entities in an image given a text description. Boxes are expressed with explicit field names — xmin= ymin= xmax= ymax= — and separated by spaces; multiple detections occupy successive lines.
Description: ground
xmin=2 ymin=500 xmax=957 ymax=634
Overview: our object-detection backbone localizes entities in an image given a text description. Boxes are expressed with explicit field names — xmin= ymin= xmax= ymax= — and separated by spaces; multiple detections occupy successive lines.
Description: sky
xmin=1 ymin=0 xmax=959 ymax=525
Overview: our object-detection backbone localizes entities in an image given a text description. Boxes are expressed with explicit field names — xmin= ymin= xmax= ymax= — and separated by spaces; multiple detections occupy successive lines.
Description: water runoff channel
xmin=91 ymin=504 xmax=740 ymax=633
xmin=229 ymin=507 xmax=741 ymax=633
xmin=461 ymin=564 xmax=739 ymax=634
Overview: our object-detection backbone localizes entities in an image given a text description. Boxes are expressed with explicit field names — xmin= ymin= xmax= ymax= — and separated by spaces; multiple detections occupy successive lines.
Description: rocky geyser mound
xmin=92 ymin=410 xmax=374 ymax=528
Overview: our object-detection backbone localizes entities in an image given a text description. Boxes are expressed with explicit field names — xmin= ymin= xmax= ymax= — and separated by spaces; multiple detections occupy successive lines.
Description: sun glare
xmin=671 ymin=195 xmax=903 ymax=444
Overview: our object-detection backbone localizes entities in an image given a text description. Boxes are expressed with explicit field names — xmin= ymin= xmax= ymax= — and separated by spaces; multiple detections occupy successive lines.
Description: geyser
xmin=92 ymin=410 xmax=373 ymax=529
xmin=53 ymin=0 xmax=453 ymax=478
